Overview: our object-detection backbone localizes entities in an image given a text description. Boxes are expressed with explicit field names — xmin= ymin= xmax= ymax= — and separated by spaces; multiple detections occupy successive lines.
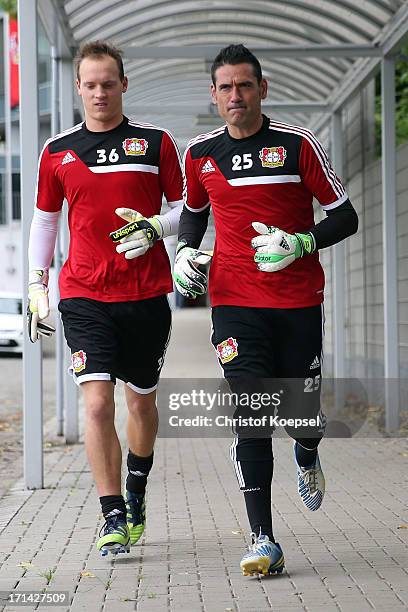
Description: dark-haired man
xmin=174 ymin=44 xmax=358 ymax=576
xmin=28 ymin=41 xmax=183 ymax=556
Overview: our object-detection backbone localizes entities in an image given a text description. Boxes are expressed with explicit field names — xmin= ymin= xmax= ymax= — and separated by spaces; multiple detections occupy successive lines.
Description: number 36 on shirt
xmin=96 ymin=148 xmax=120 ymax=163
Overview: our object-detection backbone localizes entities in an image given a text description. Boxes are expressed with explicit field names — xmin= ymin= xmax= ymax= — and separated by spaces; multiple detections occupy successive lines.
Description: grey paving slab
xmin=0 ymin=309 xmax=408 ymax=611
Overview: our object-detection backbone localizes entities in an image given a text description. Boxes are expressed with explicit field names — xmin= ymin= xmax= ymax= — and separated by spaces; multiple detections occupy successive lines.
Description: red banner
xmin=9 ymin=17 xmax=19 ymax=108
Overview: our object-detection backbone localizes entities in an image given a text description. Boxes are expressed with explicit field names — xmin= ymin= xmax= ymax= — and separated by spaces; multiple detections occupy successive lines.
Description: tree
xmin=0 ymin=0 xmax=17 ymax=19
xmin=375 ymin=46 xmax=408 ymax=156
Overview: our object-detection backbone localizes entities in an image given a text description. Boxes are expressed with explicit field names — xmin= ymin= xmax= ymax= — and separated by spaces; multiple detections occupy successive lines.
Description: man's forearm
xmin=177 ymin=205 xmax=210 ymax=248
xmin=310 ymin=199 xmax=358 ymax=250
xmin=28 ymin=207 xmax=60 ymax=271
xmin=154 ymin=201 xmax=183 ymax=239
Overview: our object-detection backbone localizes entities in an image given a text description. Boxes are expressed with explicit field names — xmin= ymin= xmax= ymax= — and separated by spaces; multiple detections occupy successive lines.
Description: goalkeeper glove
xmin=27 ymin=269 xmax=56 ymax=343
xmin=251 ymin=222 xmax=315 ymax=272
xmin=173 ymin=241 xmax=212 ymax=299
xmin=110 ymin=207 xmax=163 ymax=259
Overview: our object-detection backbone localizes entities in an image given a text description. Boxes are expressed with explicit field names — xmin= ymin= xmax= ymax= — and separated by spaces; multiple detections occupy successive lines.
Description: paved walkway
xmin=0 ymin=309 xmax=407 ymax=611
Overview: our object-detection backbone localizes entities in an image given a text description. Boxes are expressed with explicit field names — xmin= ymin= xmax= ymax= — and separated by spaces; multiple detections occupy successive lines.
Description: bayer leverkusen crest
xmin=216 ymin=337 xmax=238 ymax=364
xmin=122 ymin=138 xmax=149 ymax=156
xmin=259 ymin=146 xmax=287 ymax=168
xmin=72 ymin=350 xmax=87 ymax=373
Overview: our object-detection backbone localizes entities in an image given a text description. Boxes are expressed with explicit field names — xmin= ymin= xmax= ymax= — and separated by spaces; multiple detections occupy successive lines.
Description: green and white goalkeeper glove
xmin=110 ymin=207 xmax=163 ymax=259
xmin=251 ymin=222 xmax=315 ymax=272
xmin=27 ymin=269 xmax=56 ymax=343
xmin=173 ymin=241 xmax=212 ymax=299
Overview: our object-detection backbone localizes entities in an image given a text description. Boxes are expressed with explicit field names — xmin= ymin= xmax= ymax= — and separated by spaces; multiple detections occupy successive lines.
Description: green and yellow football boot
xmin=124 ymin=490 xmax=146 ymax=545
xmin=97 ymin=510 xmax=130 ymax=557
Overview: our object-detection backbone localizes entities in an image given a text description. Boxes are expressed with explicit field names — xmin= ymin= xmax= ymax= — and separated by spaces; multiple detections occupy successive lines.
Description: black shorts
xmin=211 ymin=305 xmax=325 ymax=439
xmin=59 ymin=295 xmax=171 ymax=393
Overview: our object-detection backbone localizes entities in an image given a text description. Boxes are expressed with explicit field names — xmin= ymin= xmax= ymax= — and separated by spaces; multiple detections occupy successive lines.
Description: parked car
xmin=0 ymin=292 xmax=24 ymax=355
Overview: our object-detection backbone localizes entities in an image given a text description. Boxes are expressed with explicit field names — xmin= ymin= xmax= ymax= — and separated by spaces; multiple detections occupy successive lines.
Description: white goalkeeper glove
xmin=173 ymin=241 xmax=212 ymax=299
xmin=110 ymin=207 xmax=163 ymax=259
xmin=27 ymin=269 xmax=56 ymax=343
xmin=251 ymin=222 xmax=316 ymax=272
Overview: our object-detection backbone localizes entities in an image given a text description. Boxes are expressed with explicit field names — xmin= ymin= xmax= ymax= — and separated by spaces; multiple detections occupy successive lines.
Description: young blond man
xmin=28 ymin=41 xmax=183 ymax=556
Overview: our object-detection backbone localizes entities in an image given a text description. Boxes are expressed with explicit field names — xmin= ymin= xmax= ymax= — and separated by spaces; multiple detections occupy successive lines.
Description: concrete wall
xmin=321 ymin=83 xmax=408 ymax=379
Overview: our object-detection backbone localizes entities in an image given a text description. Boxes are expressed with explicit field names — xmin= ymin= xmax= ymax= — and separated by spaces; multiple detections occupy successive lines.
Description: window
xmin=0 ymin=296 xmax=22 ymax=315
xmin=0 ymin=173 xmax=6 ymax=225
xmin=12 ymin=172 xmax=20 ymax=220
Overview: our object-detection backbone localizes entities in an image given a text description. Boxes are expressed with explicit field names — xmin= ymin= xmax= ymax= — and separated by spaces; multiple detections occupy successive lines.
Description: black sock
xmin=126 ymin=450 xmax=154 ymax=494
xmin=100 ymin=495 xmax=126 ymax=518
xmin=243 ymin=486 xmax=274 ymax=543
xmin=295 ymin=441 xmax=318 ymax=468
xmin=238 ymin=452 xmax=274 ymax=543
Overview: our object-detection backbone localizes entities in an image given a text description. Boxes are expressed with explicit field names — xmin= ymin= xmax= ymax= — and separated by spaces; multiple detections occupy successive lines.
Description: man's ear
xmin=122 ymin=76 xmax=128 ymax=93
xmin=76 ymin=79 xmax=81 ymax=95
xmin=260 ymin=78 xmax=268 ymax=100
xmin=210 ymin=83 xmax=217 ymax=105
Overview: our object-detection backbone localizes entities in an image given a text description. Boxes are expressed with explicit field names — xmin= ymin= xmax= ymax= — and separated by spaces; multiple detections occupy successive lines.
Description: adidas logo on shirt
xmin=310 ymin=356 xmax=320 ymax=370
xmin=201 ymin=159 xmax=215 ymax=173
xmin=61 ymin=152 xmax=76 ymax=165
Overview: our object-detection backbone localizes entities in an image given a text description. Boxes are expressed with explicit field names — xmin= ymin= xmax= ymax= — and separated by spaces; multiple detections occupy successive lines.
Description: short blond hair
xmin=75 ymin=40 xmax=124 ymax=81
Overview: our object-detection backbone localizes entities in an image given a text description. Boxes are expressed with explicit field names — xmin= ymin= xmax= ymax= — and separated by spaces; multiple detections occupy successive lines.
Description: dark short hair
xmin=211 ymin=44 xmax=262 ymax=85
xmin=75 ymin=40 xmax=125 ymax=81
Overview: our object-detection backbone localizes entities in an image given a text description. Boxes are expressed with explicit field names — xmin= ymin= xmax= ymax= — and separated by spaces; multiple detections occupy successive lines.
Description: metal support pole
xmin=381 ymin=56 xmax=399 ymax=432
xmin=3 ymin=13 xmax=13 ymax=224
xmin=124 ymin=102 xmax=331 ymax=115
xmin=121 ymin=44 xmax=383 ymax=59
xmin=59 ymin=56 xmax=78 ymax=444
xmin=331 ymin=111 xmax=346 ymax=380
xmin=50 ymin=45 xmax=64 ymax=436
xmin=19 ymin=0 xmax=43 ymax=489
xmin=331 ymin=111 xmax=346 ymax=417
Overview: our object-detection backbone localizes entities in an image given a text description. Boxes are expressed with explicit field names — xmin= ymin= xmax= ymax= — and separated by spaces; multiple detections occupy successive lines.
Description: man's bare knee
xmin=85 ymin=397 xmax=114 ymax=423
xmin=126 ymin=388 xmax=156 ymax=420
xmin=82 ymin=381 xmax=115 ymax=423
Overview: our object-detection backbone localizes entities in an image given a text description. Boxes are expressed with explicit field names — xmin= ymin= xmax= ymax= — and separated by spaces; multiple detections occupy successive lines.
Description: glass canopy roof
xmin=58 ymin=0 xmax=407 ymax=144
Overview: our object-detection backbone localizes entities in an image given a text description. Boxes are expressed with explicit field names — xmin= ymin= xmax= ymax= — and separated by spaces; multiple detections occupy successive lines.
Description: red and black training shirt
xmin=183 ymin=115 xmax=348 ymax=308
xmin=36 ymin=116 xmax=183 ymax=302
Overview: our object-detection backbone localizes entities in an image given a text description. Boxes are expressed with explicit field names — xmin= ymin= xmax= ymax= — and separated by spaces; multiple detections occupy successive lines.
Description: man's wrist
xmin=29 ymin=269 xmax=49 ymax=286
xmin=176 ymin=240 xmax=190 ymax=255
xmin=149 ymin=216 xmax=164 ymax=241
xmin=295 ymin=232 xmax=316 ymax=256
